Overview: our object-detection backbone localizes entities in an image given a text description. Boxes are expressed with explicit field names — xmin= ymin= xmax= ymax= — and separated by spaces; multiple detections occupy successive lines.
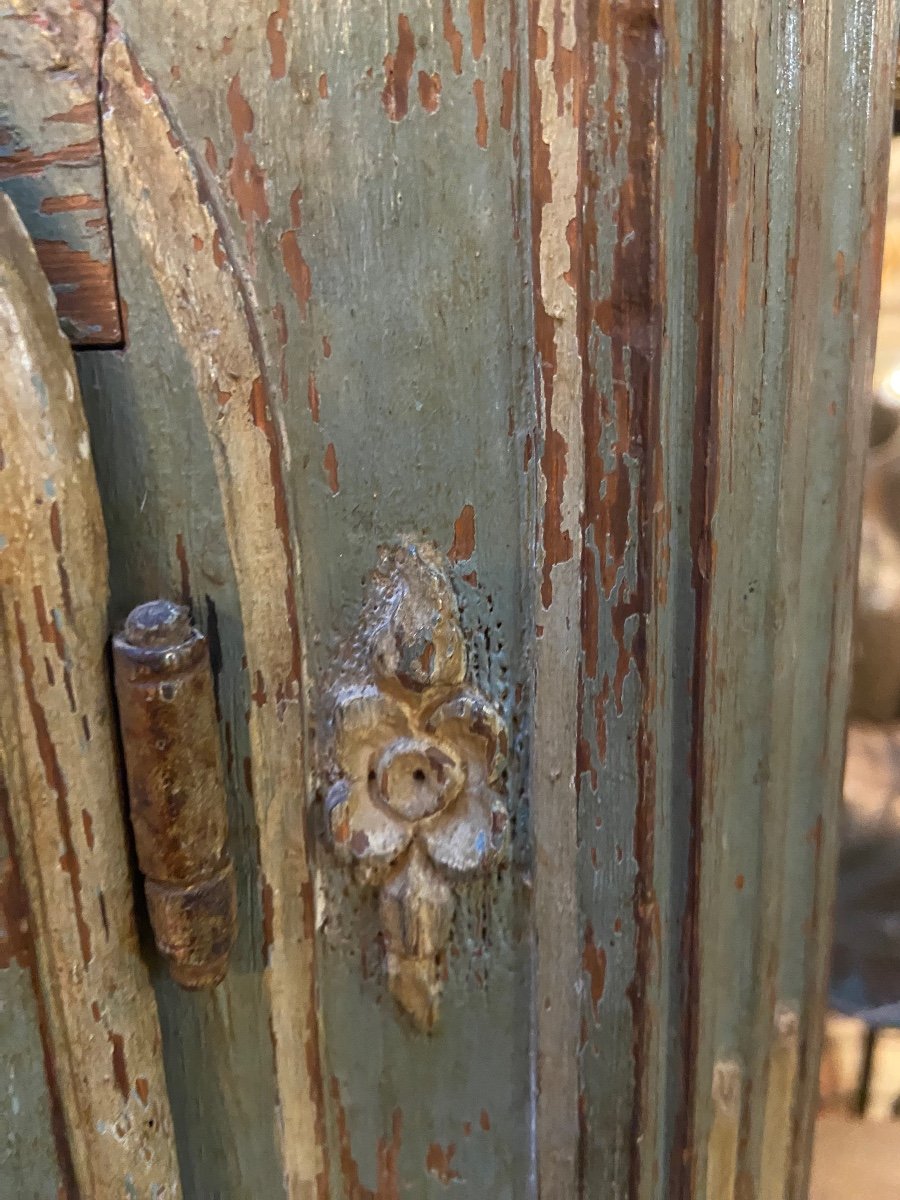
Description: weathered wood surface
xmin=0 ymin=195 xmax=180 ymax=1196
xmin=0 ymin=1 xmax=886 ymax=1197
xmin=529 ymin=0 xmax=712 ymax=1193
xmin=75 ymin=250 xmax=288 ymax=1200
xmin=101 ymin=34 xmax=327 ymax=1193
xmin=0 ymin=778 xmax=75 ymax=1199
xmin=0 ymin=1 xmax=121 ymax=344
xmin=76 ymin=3 xmax=534 ymax=1196
xmin=690 ymin=4 xmax=899 ymax=1200
xmin=531 ymin=1 xmax=899 ymax=1198
xmin=529 ymin=2 xmax=582 ymax=1193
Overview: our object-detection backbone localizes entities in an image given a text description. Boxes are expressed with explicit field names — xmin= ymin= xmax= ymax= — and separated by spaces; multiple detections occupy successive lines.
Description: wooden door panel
xmin=692 ymin=6 xmax=899 ymax=1194
xmin=1 ymin=1 xmax=899 ymax=1197
xmin=86 ymin=3 xmax=534 ymax=1196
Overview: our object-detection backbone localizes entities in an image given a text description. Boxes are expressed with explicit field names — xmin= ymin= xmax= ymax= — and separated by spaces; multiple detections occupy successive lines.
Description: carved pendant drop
xmin=322 ymin=542 xmax=508 ymax=1031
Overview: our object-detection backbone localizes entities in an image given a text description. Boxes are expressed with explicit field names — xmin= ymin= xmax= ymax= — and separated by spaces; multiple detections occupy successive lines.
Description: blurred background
xmin=810 ymin=82 xmax=900 ymax=1198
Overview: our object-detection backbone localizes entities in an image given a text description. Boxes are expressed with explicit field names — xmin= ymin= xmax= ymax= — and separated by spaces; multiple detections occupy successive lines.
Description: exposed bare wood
xmin=530 ymin=1 xmax=676 ymax=1195
xmin=101 ymin=36 xmax=326 ymax=1196
xmin=0 ymin=1 xmax=121 ymax=344
xmin=759 ymin=1008 xmax=800 ymax=1200
xmin=528 ymin=0 xmax=583 ymax=1190
xmin=705 ymin=1061 xmax=740 ymax=1200
xmin=0 ymin=193 xmax=179 ymax=1197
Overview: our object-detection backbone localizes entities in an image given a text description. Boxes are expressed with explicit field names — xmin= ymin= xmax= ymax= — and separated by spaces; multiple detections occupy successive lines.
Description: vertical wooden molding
xmin=529 ymin=0 xmax=584 ymax=1193
xmin=0 ymin=194 xmax=181 ymax=1197
xmin=690 ymin=3 xmax=900 ymax=1198
xmin=101 ymin=37 xmax=327 ymax=1197
xmin=788 ymin=5 xmax=900 ymax=1192
xmin=530 ymin=1 xmax=673 ymax=1194
xmin=574 ymin=2 xmax=669 ymax=1196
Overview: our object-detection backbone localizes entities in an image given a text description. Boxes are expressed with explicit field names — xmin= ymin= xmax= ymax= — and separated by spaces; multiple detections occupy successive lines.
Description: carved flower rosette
xmin=322 ymin=542 xmax=508 ymax=1031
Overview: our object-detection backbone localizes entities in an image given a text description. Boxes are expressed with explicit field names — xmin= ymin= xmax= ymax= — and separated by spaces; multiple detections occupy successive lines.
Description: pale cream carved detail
xmin=323 ymin=542 xmax=508 ymax=1031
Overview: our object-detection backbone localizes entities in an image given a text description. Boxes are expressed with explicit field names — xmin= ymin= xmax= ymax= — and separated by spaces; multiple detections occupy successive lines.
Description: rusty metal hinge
xmin=113 ymin=599 xmax=237 ymax=988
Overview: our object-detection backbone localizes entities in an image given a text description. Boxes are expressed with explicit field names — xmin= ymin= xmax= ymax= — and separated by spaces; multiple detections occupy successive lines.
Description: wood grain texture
xmin=91 ymin=3 xmax=534 ymax=1196
xmin=0 ymin=778 xmax=75 ymax=1199
xmin=0 ymin=193 xmax=180 ymax=1198
xmin=690 ymin=3 xmax=900 ymax=1199
xmin=0 ymin=1 xmax=121 ymax=344
xmin=530 ymin=2 xmax=897 ymax=1197
xmin=27 ymin=1 xmax=892 ymax=1196
xmin=528 ymin=0 xmax=583 ymax=1192
xmin=101 ymin=35 xmax=327 ymax=1197
xmin=527 ymin=3 xmax=704 ymax=1195
xmin=576 ymin=4 xmax=667 ymax=1195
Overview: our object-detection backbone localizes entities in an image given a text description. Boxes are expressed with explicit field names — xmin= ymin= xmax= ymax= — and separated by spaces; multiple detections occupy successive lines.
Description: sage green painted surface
xmin=77 ymin=336 xmax=285 ymax=1200
xmin=92 ymin=0 xmax=534 ymax=1194
xmin=690 ymin=3 xmax=900 ymax=1197
xmin=0 ymin=0 xmax=896 ymax=1195
xmin=76 ymin=210 xmax=288 ymax=1194
xmin=0 ymin=970 xmax=61 ymax=1199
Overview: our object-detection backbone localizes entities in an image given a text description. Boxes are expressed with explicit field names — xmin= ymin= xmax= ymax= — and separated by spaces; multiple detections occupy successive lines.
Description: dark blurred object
xmin=850 ymin=375 xmax=900 ymax=721
xmin=870 ymin=373 xmax=900 ymax=448
xmin=849 ymin=517 xmax=900 ymax=721
xmin=837 ymin=373 xmax=900 ymax=1118
xmin=831 ymin=724 xmax=900 ymax=1029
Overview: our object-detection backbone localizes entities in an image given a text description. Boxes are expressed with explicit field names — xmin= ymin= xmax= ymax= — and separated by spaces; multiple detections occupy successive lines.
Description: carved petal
xmin=421 ymin=784 xmax=505 ymax=876
xmin=374 ymin=737 xmax=465 ymax=821
xmin=328 ymin=778 xmax=411 ymax=868
xmin=424 ymin=689 xmax=508 ymax=782
xmin=332 ymin=683 xmax=409 ymax=772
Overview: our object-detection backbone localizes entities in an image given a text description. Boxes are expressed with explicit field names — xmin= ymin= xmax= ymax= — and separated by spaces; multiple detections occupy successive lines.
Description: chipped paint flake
xmin=266 ymin=0 xmax=290 ymax=81
xmin=382 ymin=15 xmax=416 ymax=122
xmin=226 ymin=73 xmax=270 ymax=259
